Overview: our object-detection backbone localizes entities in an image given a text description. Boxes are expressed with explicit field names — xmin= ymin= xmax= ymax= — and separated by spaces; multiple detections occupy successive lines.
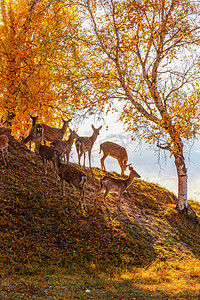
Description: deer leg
xmin=118 ymin=160 xmax=125 ymax=176
xmin=88 ymin=150 xmax=91 ymax=168
xmin=122 ymin=160 xmax=128 ymax=176
xmin=100 ymin=154 xmax=107 ymax=171
xmin=78 ymin=153 xmax=81 ymax=166
xmin=66 ymin=152 xmax=69 ymax=165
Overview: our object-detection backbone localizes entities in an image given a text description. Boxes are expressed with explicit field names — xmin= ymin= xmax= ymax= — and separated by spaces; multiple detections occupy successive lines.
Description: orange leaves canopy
xmin=0 ymin=0 xmax=83 ymax=137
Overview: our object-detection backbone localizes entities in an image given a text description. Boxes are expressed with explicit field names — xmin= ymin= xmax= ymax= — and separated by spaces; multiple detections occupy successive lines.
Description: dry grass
xmin=1 ymin=132 xmax=200 ymax=298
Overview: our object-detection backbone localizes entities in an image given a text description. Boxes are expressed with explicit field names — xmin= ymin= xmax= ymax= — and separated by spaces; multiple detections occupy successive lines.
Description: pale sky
xmin=69 ymin=113 xmax=200 ymax=203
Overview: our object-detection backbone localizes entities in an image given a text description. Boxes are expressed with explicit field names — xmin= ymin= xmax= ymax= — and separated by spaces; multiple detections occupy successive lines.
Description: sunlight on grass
xmin=119 ymin=258 xmax=200 ymax=298
xmin=1 ymin=258 xmax=200 ymax=299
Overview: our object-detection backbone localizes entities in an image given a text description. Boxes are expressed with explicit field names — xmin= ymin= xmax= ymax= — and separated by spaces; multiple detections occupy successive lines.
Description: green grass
xmin=1 ymin=133 xmax=200 ymax=298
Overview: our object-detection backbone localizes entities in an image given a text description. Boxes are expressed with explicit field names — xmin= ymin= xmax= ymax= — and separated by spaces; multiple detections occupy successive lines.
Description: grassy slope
xmin=1 ymin=133 xmax=200 ymax=281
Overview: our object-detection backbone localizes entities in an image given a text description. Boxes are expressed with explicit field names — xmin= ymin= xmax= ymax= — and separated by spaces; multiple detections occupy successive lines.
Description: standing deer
xmin=23 ymin=117 xmax=71 ymax=148
xmin=55 ymin=154 xmax=87 ymax=209
xmin=98 ymin=165 xmax=141 ymax=211
xmin=26 ymin=124 xmax=58 ymax=175
xmin=50 ymin=129 xmax=79 ymax=164
xmin=24 ymin=124 xmax=59 ymax=175
xmin=99 ymin=141 xmax=129 ymax=176
xmin=75 ymin=124 xmax=102 ymax=168
xmin=23 ymin=124 xmax=44 ymax=153
xmin=39 ymin=144 xmax=60 ymax=175
xmin=41 ymin=118 xmax=72 ymax=144
xmin=0 ymin=134 xmax=9 ymax=166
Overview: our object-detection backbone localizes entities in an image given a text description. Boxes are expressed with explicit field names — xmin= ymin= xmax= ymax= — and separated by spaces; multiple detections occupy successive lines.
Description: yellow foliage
xmin=0 ymin=0 xmax=83 ymax=137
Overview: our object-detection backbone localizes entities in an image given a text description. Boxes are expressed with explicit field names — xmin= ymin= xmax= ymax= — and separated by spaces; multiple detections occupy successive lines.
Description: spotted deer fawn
xmin=0 ymin=134 xmax=9 ymax=166
xmin=23 ymin=118 xmax=71 ymax=146
xmin=98 ymin=165 xmax=141 ymax=211
xmin=75 ymin=124 xmax=102 ymax=168
xmin=99 ymin=141 xmax=129 ymax=176
xmin=50 ymin=129 xmax=79 ymax=164
xmin=55 ymin=154 xmax=87 ymax=209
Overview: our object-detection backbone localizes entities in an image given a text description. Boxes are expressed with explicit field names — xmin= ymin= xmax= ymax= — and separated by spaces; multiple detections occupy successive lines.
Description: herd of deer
xmin=0 ymin=115 xmax=141 ymax=211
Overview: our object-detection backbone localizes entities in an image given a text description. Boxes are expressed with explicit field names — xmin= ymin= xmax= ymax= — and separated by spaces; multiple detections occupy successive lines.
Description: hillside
xmin=1 ymin=132 xmax=200 ymax=277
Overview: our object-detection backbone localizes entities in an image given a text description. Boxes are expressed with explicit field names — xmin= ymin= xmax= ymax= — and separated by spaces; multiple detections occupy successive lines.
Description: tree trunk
xmin=174 ymin=153 xmax=187 ymax=211
xmin=174 ymin=153 xmax=199 ymax=224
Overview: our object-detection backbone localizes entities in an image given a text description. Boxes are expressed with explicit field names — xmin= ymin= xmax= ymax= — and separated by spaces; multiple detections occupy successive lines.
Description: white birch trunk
xmin=175 ymin=155 xmax=187 ymax=211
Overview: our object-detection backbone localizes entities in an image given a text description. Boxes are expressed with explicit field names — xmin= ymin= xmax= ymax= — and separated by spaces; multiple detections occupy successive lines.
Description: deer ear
xmin=92 ymin=124 xmax=95 ymax=130
xmin=98 ymin=125 xmax=102 ymax=130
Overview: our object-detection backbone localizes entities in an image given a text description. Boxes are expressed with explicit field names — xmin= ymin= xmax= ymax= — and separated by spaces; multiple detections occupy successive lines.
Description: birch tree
xmin=76 ymin=0 xmax=200 ymax=213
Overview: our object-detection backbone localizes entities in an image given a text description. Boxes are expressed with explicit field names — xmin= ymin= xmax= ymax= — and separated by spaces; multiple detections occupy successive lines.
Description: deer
xmin=41 ymin=118 xmax=72 ymax=144
xmin=55 ymin=154 xmax=87 ymax=209
xmin=98 ymin=165 xmax=141 ymax=211
xmin=0 ymin=134 xmax=9 ymax=166
xmin=75 ymin=124 xmax=102 ymax=168
xmin=22 ymin=124 xmax=44 ymax=153
xmin=23 ymin=117 xmax=72 ymax=147
xmin=39 ymin=144 xmax=60 ymax=176
xmin=26 ymin=124 xmax=58 ymax=175
xmin=99 ymin=141 xmax=129 ymax=176
xmin=50 ymin=129 xmax=79 ymax=164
